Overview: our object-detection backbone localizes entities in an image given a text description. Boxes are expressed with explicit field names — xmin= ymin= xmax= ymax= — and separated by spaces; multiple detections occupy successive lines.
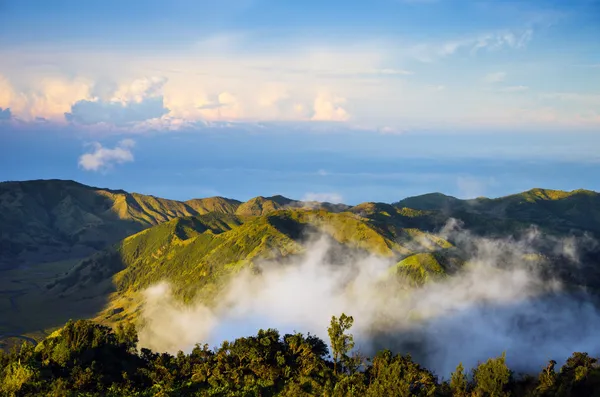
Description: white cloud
xmin=0 ymin=75 xmax=93 ymax=121
xmin=500 ymin=85 xmax=529 ymax=93
xmin=0 ymin=24 xmax=598 ymax=131
xmin=78 ymin=139 xmax=135 ymax=172
xmin=412 ymin=29 xmax=532 ymax=62
xmin=311 ymin=93 xmax=350 ymax=121
xmin=484 ymin=72 xmax=507 ymax=83
xmin=0 ymin=74 xmax=14 ymax=109
xmin=373 ymin=68 xmax=413 ymax=75
xmin=111 ymin=76 xmax=168 ymax=103
xmin=65 ymin=77 xmax=169 ymax=125
xmin=301 ymin=192 xmax=344 ymax=204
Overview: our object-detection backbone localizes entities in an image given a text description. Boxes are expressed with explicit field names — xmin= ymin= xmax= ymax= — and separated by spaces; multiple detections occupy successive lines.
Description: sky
xmin=0 ymin=0 xmax=599 ymax=204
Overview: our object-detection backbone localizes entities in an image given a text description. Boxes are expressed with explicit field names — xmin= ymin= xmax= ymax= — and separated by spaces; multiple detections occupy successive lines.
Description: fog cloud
xmin=137 ymin=222 xmax=600 ymax=377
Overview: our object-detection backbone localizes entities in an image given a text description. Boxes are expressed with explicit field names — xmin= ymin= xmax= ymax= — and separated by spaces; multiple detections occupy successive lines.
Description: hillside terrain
xmin=395 ymin=188 xmax=600 ymax=235
xmin=0 ymin=179 xmax=345 ymax=270
xmin=1 ymin=180 xmax=600 ymax=346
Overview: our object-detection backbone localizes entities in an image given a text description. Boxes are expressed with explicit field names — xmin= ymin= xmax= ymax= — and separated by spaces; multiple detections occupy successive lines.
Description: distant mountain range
xmin=1 ymin=179 xmax=600 ymax=340
xmin=0 ymin=179 xmax=348 ymax=270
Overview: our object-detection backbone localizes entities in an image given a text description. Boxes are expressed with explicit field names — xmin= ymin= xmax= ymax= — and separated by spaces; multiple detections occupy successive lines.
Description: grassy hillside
xmin=395 ymin=188 xmax=600 ymax=235
xmin=43 ymin=209 xmax=453 ymax=325
xmin=0 ymin=206 xmax=457 ymax=335
xmin=0 ymin=180 xmax=350 ymax=270
xmin=0 ymin=180 xmax=244 ymax=269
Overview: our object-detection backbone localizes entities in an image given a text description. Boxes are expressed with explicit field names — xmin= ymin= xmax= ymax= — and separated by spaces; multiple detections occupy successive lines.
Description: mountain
xmin=394 ymin=188 xmax=600 ymax=235
xmin=0 ymin=180 xmax=340 ymax=270
xmin=0 ymin=179 xmax=244 ymax=270
xmin=235 ymin=195 xmax=350 ymax=216
xmin=1 ymin=180 xmax=600 ymax=343
xmin=44 ymin=208 xmax=455 ymax=325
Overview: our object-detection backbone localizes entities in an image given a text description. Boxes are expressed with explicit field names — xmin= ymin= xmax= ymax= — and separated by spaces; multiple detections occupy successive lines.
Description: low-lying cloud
xmin=78 ymin=139 xmax=135 ymax=172
xmin=137 ymin=222 xmax=600 ymax=377
xmin=301 ymin=192 xmax=344 ymax=204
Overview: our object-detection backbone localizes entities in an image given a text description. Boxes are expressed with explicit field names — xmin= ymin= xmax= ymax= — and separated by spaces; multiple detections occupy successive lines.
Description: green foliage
xmin=472 ymin=352 xmax=511 ymax=397
xmin=0 ymin=361 xmax=36 ymax=396
xmin=2 ymin=317 xmax=600 ymax=396
xmin=450 ymin=362 xmax=469 ymax=396
xmin=328 ymin=313 xmax=355 ymax=376
xmin=365 ymin=350 xmax=439 ymax=396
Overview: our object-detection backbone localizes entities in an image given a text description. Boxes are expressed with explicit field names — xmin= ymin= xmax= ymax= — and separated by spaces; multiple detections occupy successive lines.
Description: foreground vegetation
xmin=2 ymin=315 xmax=600 ymax=396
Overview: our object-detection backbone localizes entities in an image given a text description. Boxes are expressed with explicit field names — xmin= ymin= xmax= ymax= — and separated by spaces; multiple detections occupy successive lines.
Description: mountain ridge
xmin=1 ymin=179 xmax=600 ymax=343
xmin=2 ymin=179 xmax=598 ymax=271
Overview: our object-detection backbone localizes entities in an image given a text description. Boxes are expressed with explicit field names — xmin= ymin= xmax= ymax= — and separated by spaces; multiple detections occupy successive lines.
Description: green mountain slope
xmin=31 ymin=208 xmax=455 ymax=329
xmin=185 ymin=197 xmax=242 ymax=214
xmin=395 ymin=188 xmax=600 ymax=235
xmin=0 ymin=180 xmax=243 ymax=269
xmin=0 ymin=180 xmax=350 ymax=270
xmin=50 ymin=209 xmax=450 ymax=297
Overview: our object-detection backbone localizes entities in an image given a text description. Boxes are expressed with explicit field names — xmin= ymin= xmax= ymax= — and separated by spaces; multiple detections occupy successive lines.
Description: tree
xmin=365 ymin=350 xmax=439 ymax=397
xmin=472 ymin=352 xmax=511 ymax=397
xmin=328 ymin=313 xmax=355 ymax=376
xmin=450 ymin=362 xmax=469 ymax=396
xmin=535 ymin=360 xmax=557 ymax=396
xmin=115 ymin=322 xmax=138 ymax=354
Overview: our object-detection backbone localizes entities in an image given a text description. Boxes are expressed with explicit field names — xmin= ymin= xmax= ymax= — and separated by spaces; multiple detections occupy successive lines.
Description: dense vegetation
xmin=2 ymin=316 xmax=600 ymax=396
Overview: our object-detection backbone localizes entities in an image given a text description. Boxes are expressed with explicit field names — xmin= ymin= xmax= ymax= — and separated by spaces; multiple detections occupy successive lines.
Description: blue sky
xmin=0 ymin=0 xmax=599 ymax=203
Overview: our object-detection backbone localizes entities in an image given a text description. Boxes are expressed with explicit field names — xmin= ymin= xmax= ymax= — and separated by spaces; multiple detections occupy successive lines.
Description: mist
xmin=137 ymin=220 xmax=600 ymax=377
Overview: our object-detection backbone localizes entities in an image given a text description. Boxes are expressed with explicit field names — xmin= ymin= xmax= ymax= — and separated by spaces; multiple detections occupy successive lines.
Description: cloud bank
xmin=78 ymin=139 xmax=135 ymax=172
xmin=137 ymin=223 xmax=600 ymax=377
xmin=1 ymin=21 xmax=597 ymax=131
xmin=65 ymin=77 xmax=169 ymax=125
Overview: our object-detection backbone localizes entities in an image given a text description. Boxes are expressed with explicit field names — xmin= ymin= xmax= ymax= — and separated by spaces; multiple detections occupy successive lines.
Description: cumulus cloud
xmin=65 ymin=97 xmax=168 ymax=125
xmin=65 ymin=77 xmax=169 ymax=125
xmin=137 ymin=223 xmax=600 ymax=377
xmin=78 ymin=139 xmax=135 ymax=172
xmin=0 ymin=76 xmax=93 ymax=121
xmin=1 ymin=25 xmax=596 ymax=130
xmin=0 ymin=75 xmax=14 ymax=110
xmin=311 ymin=93 xmax=350 ymax=121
